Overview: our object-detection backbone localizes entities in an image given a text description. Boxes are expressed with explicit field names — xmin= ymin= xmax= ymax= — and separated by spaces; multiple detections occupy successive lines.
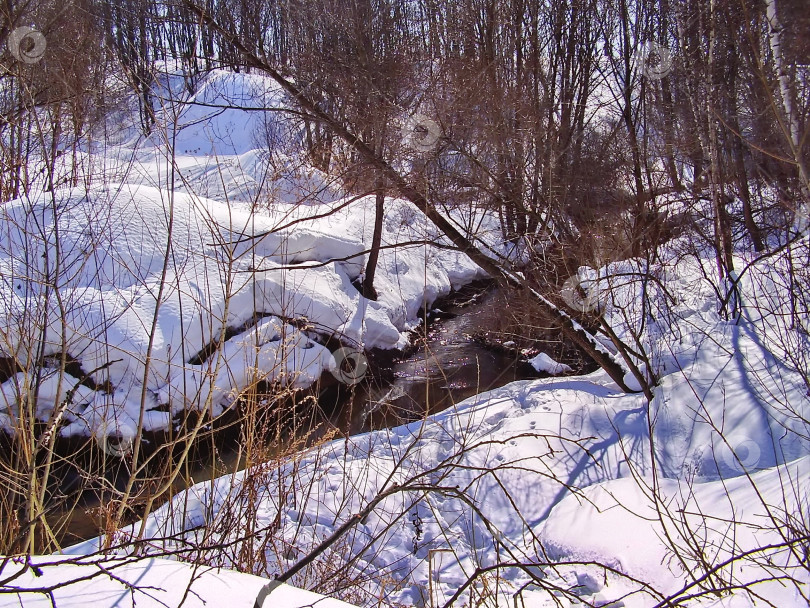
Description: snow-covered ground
xmin=0 ymin=183 xmax=499 ymax=439
xmin=0 ymin=69 xmax=509 ymax=441
xmin=1 ymin=68 xmax=808 ymax=607
xmin=0 ymin=554 xmax=357 ymax=608
xmin=65 ymin=235 xmax=810 ymax=607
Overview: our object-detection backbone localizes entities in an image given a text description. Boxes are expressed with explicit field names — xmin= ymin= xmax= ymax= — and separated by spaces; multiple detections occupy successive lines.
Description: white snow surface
xmin=4 ymin=68 xmax=809 ymax=607
xmin=528 ymin=351 xmax=573 ymax=375
xmin=0 ymin=181 xmax=493 ymax=437
xmin=0 ymin=554 xmax=357 ymax=608
xmin=67 ymin=236 xmax=810 ymax=606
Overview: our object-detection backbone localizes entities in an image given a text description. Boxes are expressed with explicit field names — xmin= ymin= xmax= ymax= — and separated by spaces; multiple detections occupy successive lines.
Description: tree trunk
xmin=185 ymin=1 xmax=640 ymax=395
xmin=362 ymin=184 xmax=385 ymax=301
xmin=765 ymin=0 xmax=810 ymax=226
xmin=618 ymin=0 xmax=649 ymax=257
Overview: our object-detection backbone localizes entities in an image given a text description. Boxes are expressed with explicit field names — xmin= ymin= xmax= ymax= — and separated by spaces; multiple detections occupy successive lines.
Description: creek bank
xmin=47 ymin=280 xmax=570 ymax=546
xmin=320 ymin=280 xmax=572 ymax=435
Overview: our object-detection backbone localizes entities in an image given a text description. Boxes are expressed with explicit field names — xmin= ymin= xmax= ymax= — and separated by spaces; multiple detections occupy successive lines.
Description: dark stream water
xmin=329 ymin=283 xmax=538 ymax=434
xmin=51 ymin=282 xmax=541 ymax=546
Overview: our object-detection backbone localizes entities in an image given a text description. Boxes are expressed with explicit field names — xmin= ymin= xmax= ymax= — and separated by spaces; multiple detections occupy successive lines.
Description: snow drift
xmin=0 ymin=179 xmax=492 ymax=439
xmin=66 ymin=236 xmax=810 ymax=607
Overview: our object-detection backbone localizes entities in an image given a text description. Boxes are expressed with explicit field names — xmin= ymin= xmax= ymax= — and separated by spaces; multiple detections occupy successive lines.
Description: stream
xmin=52 ymin=282 xmax=542 ymax=546
xmin=327 ymin=282 xmax=538 ymax=435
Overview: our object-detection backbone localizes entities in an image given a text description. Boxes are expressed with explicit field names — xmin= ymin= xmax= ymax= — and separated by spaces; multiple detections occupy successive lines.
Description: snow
xmin=528 ymin=351 xmax=573 ymax=375
xmin=541 ymin=459 xmax=810 ymax=605
xmin=88 ymin=68 xmax=343 ymax=205
xmin=63 ymin=232 xmax=809 ymax=607
xmin=0 ymin=554 xmax=357 ymax=608
xmin=3 ymin=67 xmax=809 ymax=607
xmin=0 ymin=183 xmax=497 ymax=438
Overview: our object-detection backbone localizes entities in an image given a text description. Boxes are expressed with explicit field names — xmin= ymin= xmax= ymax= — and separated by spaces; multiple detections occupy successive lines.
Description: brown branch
xmin=182 ymin=1 xmax=635 ymax=393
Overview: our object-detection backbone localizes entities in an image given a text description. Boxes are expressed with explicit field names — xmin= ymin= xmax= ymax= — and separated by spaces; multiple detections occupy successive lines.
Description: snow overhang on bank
xmin=0 ymin=181 xmax=497 ymax=439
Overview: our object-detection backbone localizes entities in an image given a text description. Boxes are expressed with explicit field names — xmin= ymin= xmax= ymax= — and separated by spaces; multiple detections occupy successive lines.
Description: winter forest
xmin=0 ymin=0 xmax=809 ymax=606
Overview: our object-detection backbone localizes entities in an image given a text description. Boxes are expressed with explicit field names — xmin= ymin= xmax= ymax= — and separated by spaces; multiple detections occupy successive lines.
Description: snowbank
xmin=0 ymin=554 xmax=358 ymax=608
xmin=91 ymin=68 xmax=342 ymax=204
xmin=0 ymin=181 xmax=494 ymax=439
xmin=66 ymin=240 xmax=809 ymax=607
xmin=541 ymin=460 xmax=810 ymax=606
xmin=528 ymin=351 xmax=573 ymax=375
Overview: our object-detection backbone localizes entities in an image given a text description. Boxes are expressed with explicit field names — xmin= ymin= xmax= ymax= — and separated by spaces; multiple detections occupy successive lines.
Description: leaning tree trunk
xmin=185 ymin=1 xmax=642 ymax=395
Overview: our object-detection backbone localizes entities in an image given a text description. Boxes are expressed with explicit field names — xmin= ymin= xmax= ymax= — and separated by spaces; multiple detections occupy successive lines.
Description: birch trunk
xmin=765 ymin=0 xmax=810 ymax=229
